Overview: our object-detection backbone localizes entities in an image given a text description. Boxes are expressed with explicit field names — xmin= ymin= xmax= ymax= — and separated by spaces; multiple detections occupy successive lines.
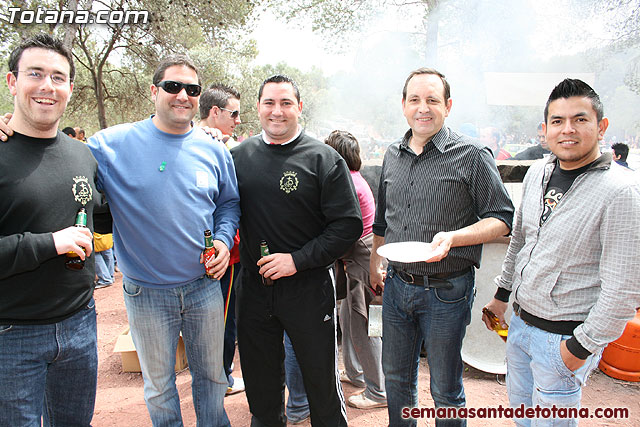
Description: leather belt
xmin=394 ymin=267 xmax=471 ymax=288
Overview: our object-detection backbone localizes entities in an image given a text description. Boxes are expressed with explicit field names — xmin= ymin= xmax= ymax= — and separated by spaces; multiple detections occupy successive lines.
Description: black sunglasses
xmin=156 ymin=80 xmax=202 ymax=97
xmin=220 ymin=107 xmax=240 ymax=119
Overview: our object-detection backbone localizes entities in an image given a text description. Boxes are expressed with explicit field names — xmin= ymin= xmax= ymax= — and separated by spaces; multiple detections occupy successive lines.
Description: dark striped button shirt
xmin=373 ymin=127 xmax=514 ymax=275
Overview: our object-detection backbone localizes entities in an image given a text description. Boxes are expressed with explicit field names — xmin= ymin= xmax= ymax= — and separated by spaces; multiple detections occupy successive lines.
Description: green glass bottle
xmin=260 ymin=240 xmax=274 ymax=286
xmin=203 ymin=229 xmax=217 ymax=279
xmin=65 ymin=208 xmax=87 ymax=271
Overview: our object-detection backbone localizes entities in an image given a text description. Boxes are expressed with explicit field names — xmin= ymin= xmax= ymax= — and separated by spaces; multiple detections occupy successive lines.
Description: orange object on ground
xmin=599 ymin=309 xmax=640 ymax=382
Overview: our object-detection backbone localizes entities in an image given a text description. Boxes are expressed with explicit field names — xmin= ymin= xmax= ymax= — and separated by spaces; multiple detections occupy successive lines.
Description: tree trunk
xmin=95 ymin=70 xmax=108 ymax=129
xmin=424 ymin=1 xmax=440 ymax=66
xmin=62 ymin=0 xmax=78 ymax=51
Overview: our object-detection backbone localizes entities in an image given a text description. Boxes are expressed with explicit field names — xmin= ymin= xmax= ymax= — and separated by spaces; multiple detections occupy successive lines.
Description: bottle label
xmin=203 ymin=247 xmax=217 ymax=276
xmin=75 ymin=211 xmax=87 ymax=227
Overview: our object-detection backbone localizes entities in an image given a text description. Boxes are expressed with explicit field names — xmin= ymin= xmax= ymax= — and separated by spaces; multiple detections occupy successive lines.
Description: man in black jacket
xmin=231 ymin=75 xmax=362 ymax=427
xmin=0 ymin=34 xmax=100 ymax=426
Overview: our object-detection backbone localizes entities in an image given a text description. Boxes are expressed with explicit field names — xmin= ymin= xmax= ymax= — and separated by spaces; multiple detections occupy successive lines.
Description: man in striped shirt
xmin=370 ymin=67 xmax=514 ymax=426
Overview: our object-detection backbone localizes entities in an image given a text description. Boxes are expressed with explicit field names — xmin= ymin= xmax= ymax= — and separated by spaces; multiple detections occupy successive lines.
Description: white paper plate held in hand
xmin=376 ymin=241 xmax=441 ymax=263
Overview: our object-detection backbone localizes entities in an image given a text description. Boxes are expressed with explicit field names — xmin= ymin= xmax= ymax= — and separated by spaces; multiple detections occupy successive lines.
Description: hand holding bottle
xmin=482 ymin=298 xmax=509 ymax=342
xmin=54 ymin=225 xmax=93 ymax=259
xmin=201 ymin=230 xmax=229 ymax=280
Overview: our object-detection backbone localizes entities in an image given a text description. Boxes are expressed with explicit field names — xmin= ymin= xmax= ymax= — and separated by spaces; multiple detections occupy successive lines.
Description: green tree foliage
xmin=0 ymin=0 xmax=262 ymax=131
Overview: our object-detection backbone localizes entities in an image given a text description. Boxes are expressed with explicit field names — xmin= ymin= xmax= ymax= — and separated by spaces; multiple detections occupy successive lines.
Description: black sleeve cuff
xmin=566 ymin=336 xmax=591 ymax=360
xmin=494 ymin=287 xmax=511 ymax=303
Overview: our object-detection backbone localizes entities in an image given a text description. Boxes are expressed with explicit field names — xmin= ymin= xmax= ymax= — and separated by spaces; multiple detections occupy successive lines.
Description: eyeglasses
xmin=12 ymin=70 xmax=69 ymax=86
xmin=220 ymin=107 xmax=240 ymax=119
xmin=156 ymin=80 xmax=202 ymax=97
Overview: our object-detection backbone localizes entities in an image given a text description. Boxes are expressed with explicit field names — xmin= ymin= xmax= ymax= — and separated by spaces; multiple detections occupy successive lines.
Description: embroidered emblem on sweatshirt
xmin=324 ymin=314 xmax=332 ymax=322
xmin=72 ymin=176 xmax=92 ymax=206
xmin=280 ymin=171 xmax=299 ymax=194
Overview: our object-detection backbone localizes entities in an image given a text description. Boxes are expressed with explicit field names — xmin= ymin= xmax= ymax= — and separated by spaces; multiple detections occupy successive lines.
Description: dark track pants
xmin=237 ymin=269 xmax=348 ymax=427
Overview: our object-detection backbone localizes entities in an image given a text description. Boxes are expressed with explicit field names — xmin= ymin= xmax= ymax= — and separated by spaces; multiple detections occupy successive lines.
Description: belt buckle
xmin=405 ymin=272 xmax=415 ymax=284
xmin=513 ymin=302 xmax=521 ymax=316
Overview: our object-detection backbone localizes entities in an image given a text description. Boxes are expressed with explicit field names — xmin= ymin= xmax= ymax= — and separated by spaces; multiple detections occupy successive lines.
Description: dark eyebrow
xmin=24 ymin=66 xmax=68 ymax=76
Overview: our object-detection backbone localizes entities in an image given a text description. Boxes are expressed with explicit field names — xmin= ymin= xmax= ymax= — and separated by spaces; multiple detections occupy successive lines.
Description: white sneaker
xmin=339 ymin=370 xmax=365 ymax=388
xmin=225 ymin=377 xmax=245 ymax=396
xmin=347 ymin=392 xmax=387 ymax=409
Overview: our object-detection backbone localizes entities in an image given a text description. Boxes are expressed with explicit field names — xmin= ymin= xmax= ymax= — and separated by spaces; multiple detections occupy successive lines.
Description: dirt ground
xmin=92 ymin=272 xmax=639 ymax=426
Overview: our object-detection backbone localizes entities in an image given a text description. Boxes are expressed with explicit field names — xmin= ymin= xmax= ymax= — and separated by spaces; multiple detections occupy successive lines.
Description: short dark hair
xmin=258 ymin=75 xmax=300 ymax=103
xmin=402 ymin=68 xmax=450 ymax=101
xmin=611 ymin=142 xmax=629 ymax=162
xmin=152 ymin=54 xmax=201 ymax=86
xmin=199 ymin=84 xmax=240 ymax=119
xmin=8 ymin=33 xmax=75 ymax=82
xmin=544 ymin=79 xmax=604 ymax=123
xmin=62 ymin=127 xmax=76 ymax=137
xmin=324 ymin=130 xmax=362 ymax=171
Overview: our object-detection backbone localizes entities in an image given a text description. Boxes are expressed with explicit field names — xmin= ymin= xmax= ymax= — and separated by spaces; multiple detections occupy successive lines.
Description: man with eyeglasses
xmin=199 ymin=84 xmax=245 ymax=397
xmin=87 ymin=56 xmax=240 ymax=425
xmin=0 ymin=33 xmax=101 ymax=425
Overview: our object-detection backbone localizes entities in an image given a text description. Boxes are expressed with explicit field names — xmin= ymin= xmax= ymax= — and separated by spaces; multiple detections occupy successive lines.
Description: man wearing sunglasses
xmin=200 ymin=84 xmax=242 ymax=149
xmin=199 ymin=84 xmax=245 ymax=397
xmin=87 ymin=56 xmax=239 ymax=426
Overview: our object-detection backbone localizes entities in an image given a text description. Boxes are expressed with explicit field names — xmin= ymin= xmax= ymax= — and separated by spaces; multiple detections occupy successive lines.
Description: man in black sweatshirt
xmin=232 ymin=75 xmax=362 ymax=427
xmin=0 ymin=34 xmax=100 ymax=426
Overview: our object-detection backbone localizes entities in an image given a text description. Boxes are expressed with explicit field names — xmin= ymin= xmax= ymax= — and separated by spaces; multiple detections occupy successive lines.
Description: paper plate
xmin=377 ymin=241 xmax=439 ymax=263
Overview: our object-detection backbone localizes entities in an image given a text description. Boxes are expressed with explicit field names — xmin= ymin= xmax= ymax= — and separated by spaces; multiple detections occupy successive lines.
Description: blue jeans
xmin=95 ymin=248 xmax=115 ymax=285
xmin=284 ymin=332 xmax=310 ymax=423
xmin=0 ymin=299 xmax=98 ymax=426
xmin=123 ymin=276 xmax=230 ymax=427
xmin=382 ymin=267 xmax=475 ymax=427
xmin=506 ymin=312 xmax=603 ymax=427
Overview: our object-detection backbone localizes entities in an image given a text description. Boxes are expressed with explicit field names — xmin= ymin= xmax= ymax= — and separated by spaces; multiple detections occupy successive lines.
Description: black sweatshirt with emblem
xmin=231 ymin=132 xmax=362 ymax=279
xmin=0 ymin=131 xmax=100 ymax=324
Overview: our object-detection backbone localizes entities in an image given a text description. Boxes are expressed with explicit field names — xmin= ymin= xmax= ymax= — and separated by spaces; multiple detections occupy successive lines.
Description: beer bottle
xmin=482 ymin=307 xmax=508 ymax=342
xmin=260 ymin=240 xmax=274 ymax=286
xmin=203 ymin=230 xmax=217 ymax=279
xmin=65 ymin=208 xmax=88 ymax=271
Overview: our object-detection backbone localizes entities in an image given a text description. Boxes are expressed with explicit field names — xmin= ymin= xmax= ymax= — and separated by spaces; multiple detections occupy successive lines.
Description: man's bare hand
xmin=52 ymin=226 xmax=93 ymax=259
xmin=560 ymin=340 xmax=587 ymax=371
xmin=482 ymin=298 xmax=509 ymax=331
xmin=426 ymin=231 xmax=453 ymax=262
xmin=369 ymin=255 xmax=386 ymax=293
xmin=257 ymin=253 xmax=297 ymax=280
xmin=0 ymin=112 xmax=14 ymax=142
xmin=200 ymin=240 xmax=229 ymax=280
xmin=200 ymin=126 xmax=224 ymax=141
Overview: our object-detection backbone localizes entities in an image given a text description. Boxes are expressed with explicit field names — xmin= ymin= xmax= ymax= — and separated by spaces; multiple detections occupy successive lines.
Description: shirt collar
xmin=261 ymin=125 xmax=303 ymax=146
xmin=400 ymin=126 xmax=450 ymax=154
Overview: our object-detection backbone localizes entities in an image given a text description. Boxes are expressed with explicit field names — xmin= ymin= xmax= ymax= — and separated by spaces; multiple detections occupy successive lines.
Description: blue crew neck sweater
xmin=88 ymin=118 xmax=240 ymax=288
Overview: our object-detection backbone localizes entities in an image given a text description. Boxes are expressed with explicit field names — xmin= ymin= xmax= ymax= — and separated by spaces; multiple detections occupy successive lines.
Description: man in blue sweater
xmin=89 ymin=56 xmax=240 ymax=426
